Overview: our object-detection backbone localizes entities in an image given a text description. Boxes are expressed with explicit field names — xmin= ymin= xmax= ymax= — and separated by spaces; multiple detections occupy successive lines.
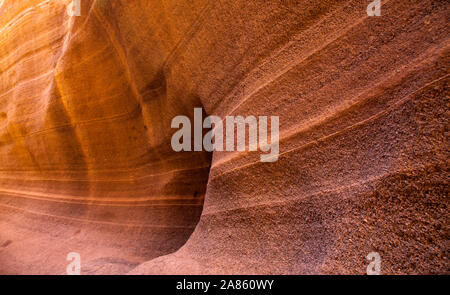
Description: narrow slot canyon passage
xmin=0 ymin=0 xmax=213 ymax=274
xmin=0 ymin=0 xmax=448 ymax=274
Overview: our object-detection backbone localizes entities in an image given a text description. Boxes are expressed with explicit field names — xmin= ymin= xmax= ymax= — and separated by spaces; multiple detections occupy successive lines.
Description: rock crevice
xmin=0 ymin=0 xmax=448 ymax=274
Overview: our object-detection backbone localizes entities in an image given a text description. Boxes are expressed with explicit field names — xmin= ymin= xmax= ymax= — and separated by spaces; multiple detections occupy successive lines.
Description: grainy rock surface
xmin=0 ymin=0 xmax=448 ymax=274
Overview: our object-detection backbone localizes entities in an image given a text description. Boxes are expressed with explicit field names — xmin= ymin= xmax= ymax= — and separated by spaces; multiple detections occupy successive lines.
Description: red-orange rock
xmin=0 ymin=0 xmax=448 ymax=274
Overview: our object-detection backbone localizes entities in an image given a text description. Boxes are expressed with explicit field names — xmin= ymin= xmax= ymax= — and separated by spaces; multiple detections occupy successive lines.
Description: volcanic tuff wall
xmin=0 ymin=0 xmax=448 ymax=274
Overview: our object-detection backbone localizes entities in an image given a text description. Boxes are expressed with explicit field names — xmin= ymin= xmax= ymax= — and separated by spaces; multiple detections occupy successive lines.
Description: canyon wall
xmin=0 ymin=0 xmax=448 ymax=274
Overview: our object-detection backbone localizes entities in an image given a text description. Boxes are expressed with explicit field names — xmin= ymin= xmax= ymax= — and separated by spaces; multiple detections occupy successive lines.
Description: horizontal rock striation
xmin=0 ymin=0 xmax=448 ymax=274
xmin=0 ymin=0 xmax=212 ymax=274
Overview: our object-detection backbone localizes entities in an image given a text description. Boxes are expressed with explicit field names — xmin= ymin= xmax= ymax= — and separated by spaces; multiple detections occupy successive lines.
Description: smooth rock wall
xmin=0 ymin=0 xmax=448 ymax=274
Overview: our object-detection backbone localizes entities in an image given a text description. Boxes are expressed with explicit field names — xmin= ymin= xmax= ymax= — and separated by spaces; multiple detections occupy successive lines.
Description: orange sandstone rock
xmin=0 ymin=0 xmax=448 ymax=274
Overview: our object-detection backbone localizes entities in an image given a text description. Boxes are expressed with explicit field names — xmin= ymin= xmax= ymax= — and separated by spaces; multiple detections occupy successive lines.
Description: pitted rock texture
xmin=0 ymin=0 xmax=449 ymax=274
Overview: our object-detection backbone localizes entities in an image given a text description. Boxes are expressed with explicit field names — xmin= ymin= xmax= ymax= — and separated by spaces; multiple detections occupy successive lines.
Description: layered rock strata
xmin=0 ymin=0 xmax=448 ymax=274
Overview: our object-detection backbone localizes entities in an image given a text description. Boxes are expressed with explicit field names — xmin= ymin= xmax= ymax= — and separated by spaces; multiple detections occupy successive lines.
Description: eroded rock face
xmin=0 ymin=0 xmax=212 ymax=274
xmin=0 ymin=0 xmax=448 ymax=274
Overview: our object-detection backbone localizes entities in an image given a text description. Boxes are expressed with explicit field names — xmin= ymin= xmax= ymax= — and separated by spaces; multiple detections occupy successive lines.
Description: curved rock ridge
xmin=0 ymin=0 xmax=212 ymax=274
xmin=0 ymin=0 xmax=449 ymax=274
